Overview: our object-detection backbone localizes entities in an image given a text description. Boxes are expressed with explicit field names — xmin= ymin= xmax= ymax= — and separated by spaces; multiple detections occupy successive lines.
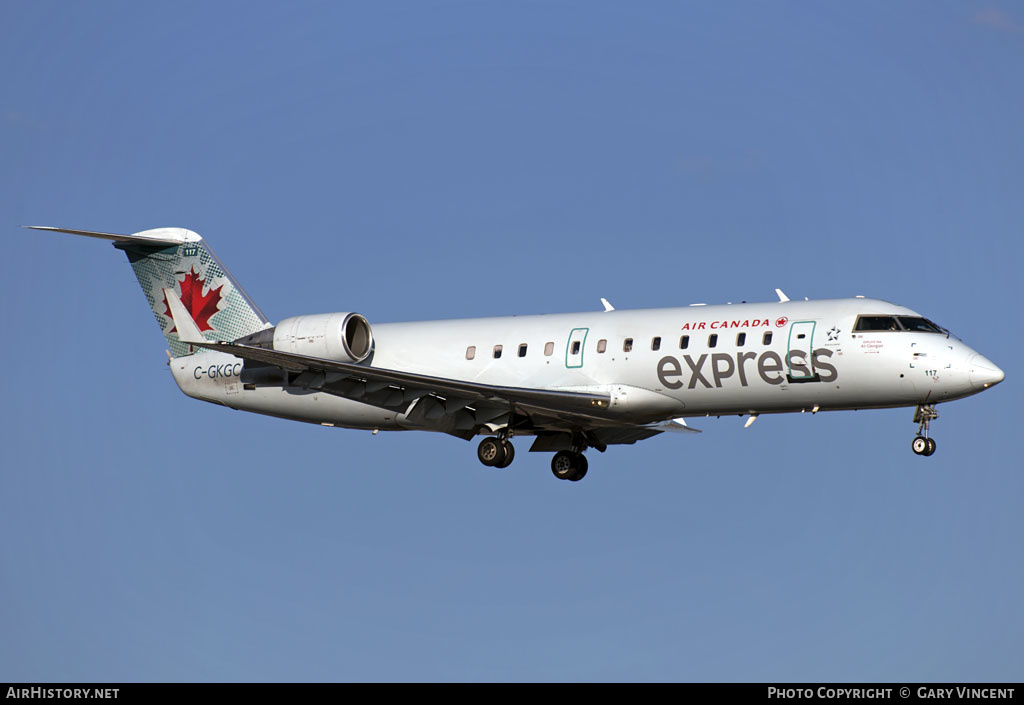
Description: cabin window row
xmin=465 ymin=342 xmax=555 ymax=360
xmin=628 ymin=332 xmax=772 ymax=351
xmin=464 ymin=331 xmax=774 ymax=360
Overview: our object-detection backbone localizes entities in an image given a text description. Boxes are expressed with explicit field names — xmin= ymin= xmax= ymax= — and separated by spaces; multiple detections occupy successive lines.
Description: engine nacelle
xmin=272 ymin=312 xmax=374 ymax=362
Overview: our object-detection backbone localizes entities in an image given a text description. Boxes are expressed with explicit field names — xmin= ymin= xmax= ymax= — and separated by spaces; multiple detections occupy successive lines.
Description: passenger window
xmin=736 ymin=333 xmax=746 ymax=347
xmin=855 ymin=315 xmax=900 ymax=332
xmin=708 ymin=334 xmax=718 ymax=348
xmin=518 ymin=343 xmax=528 ymax=358
xmin=623 ymin=338 xmax=633 ymax=353
xmin=679 ymin=335 xmax=689 ymax=350
xmin=597 ymin=339 xmax=607 ymax=353
xmin=763 ymin=332 xmax=772 ymax=345
xmin=493 ymin=345 xmax=503 ymax=359
xmin=544 ymin=342 xmax=554 ymax=356
xmin=466 ymin=346 xmax=476 ymax=360
xmin=651 ymin=336 xmax=661 ymax=351
xmin=570 ymin=341 xmax=581 ymax=355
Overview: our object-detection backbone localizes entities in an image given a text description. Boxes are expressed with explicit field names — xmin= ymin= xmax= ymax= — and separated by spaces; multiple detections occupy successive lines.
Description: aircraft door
xmin=565 ymin=328 xmax=588 ymax=369
xmin=786 ymin=321 xmax=818 ymax=382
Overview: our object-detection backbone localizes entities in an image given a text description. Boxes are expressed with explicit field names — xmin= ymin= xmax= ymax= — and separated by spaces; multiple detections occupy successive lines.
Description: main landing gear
xmin=476 ymin=436 xmax=591 ymax=481
xmin=912 ymin=404 xmax=938 ymax=457
xmin=477 ymin=436 xmax=516 ymax=469
xmin=551 ymin=450 xmax=588 ymax=482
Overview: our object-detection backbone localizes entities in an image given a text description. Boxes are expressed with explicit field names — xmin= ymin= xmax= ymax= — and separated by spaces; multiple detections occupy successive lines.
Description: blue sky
xmin=1 ymin=1 xmax=1021 ymax=682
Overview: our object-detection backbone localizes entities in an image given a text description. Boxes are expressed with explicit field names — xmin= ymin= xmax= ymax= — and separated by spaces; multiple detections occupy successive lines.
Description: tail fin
xmin=28 ymin=226 xmax=271 ymax=357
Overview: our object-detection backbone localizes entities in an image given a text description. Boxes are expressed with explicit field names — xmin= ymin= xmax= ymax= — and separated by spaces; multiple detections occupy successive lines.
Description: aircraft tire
xmin=551 ymin=451 xmax=576 ymax=480
xmin=912 ymin=436 xmax=929 ymax=455
xmin=568 ymin=454 xmax=588 ymax=482
xmin=478 ymin=437 xmax=506 ymax=467
xmin=496 ymin=441 xmax=515 ymax=468
xmin=924 ymin=438 xmax=937 ymax=456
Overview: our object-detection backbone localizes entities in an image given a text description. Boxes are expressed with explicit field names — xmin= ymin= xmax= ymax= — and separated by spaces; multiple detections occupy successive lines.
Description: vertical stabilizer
xmin=118 ymin=228 xmax=270 ymax=356
xmin=28 ymin=226 xmax=271 ymax=357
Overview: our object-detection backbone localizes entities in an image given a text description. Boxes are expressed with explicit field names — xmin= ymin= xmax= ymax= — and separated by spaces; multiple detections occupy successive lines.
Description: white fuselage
xmin=169 ymin=298 xmax=1002 ymax=434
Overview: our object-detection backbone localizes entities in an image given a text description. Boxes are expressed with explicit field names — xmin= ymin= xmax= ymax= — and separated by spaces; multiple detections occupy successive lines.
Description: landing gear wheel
xmin=924 ymin=438 xmax=937 ymax=456
xmin=477 ymin=437 xmax=506 ymax=467
xmin=568 ymin=454 xmax=588 ymax=482
xmin=551 ymin=451 xmax=588 ymax=481
xmin=912 ymin=436 xmax=929 ymax=455
xmin=551 ymin=451 xmax=577 ymax=480
xmin=496 ymin=440 xmax=516 ymax=468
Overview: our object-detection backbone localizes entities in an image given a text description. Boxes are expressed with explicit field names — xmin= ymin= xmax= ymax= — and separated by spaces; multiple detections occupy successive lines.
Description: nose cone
xmin=969 ymin=354 xmax=1005 ymax=390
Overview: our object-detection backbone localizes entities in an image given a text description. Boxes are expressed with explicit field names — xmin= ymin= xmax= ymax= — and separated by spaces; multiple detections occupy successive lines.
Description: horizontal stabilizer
xmin=25 ymin=225 xmax=192 ymax=247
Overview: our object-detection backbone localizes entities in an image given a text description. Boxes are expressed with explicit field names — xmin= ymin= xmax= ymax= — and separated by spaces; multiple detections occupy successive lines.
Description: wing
xmin=209 ymin=337 xmax=646 ymax=440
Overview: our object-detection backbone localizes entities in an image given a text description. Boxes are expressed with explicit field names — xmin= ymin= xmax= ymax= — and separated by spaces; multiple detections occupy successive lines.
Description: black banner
xmin=0 ymin=683 xmax=1021 ymax=696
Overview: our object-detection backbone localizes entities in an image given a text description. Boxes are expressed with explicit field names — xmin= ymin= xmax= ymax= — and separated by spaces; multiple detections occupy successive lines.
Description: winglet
xmin=775 ymin=288 xmax=790 ymax=303
xmin=162 ymin=287 xmax=207 ymax=344
xmin=600 ymin=298 xmax=615 ymax=312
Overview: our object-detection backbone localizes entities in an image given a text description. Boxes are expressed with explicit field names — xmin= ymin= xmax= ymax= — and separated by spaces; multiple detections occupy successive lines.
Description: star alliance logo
xmin=827 ymin=326 xmax=841 ymax=341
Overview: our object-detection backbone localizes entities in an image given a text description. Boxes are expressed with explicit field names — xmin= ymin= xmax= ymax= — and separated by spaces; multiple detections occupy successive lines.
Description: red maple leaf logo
xmin=162 ymin=267 xmax=224 ymax=333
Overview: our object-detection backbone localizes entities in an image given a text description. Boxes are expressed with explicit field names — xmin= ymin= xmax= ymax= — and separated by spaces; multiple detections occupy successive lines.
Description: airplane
xmin=30 ymin=226 xmax=1005 ymax=482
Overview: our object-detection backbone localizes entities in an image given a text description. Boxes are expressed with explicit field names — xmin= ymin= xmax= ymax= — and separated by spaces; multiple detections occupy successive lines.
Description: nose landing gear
xmin=912 ymin=404 xmax=938 ymax=456
xmin=912 ymin=436 xmax=936 ymax=456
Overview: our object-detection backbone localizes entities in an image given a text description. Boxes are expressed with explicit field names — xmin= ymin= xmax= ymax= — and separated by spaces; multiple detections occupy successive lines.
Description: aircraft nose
xmin=969 ymin=353 xmax=1005 ymax=390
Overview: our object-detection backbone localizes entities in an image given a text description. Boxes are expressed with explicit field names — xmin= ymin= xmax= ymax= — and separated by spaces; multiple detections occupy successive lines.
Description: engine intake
xmin=270 ymin=312 xmax=373 ymax=362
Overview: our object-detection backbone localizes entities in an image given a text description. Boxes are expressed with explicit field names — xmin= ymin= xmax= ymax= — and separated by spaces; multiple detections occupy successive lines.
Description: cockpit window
xmin=855 ymin=315 xmax=947 ymax=334
xmin=854 ymin=315 xmax=900 ymax=332
xmin=897 ymin=317 xmax=945 ymax=334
